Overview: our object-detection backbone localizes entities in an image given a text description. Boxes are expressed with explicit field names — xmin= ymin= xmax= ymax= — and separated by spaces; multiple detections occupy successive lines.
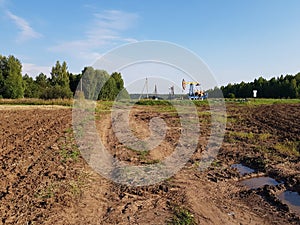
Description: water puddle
xmin=240 ymin=177 xmax=280 ymax=189
xmin=278 ymin=191 xmax=300 ymax=214
xmin=231 ymin=165 xmax=300 ymax=214
xmin=231 ymin=164 xmax=255 ymax=175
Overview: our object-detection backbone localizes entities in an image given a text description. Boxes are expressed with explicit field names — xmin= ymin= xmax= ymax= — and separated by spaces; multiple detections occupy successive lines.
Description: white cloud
xmin=6 ymin=10 xmax=42 ymax=42
xmin=49 ymin=10 xmax=138 ymax=64
xmin=22 ymin=63 xmax=51 ymax=77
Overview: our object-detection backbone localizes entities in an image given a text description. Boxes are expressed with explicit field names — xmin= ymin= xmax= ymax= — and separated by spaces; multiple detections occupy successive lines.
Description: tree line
xmin=208 ymin=73 xmax=300 ymax=99
xmin=0 ymin=54 xmax=129 ymax=100
xmin=2 ymin=54 xmax=300 ymax=100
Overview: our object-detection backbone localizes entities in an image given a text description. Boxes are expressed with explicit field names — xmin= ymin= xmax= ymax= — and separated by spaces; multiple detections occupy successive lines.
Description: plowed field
xmin=0 ymin=103 xmax=299 ymax=224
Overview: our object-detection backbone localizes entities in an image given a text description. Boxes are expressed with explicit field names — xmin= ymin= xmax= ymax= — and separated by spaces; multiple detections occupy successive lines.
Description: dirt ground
xmin=0 ymin=103 xmax=300 ymax=224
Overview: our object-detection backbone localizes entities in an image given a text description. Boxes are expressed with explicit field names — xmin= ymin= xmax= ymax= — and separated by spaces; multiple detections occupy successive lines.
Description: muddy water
xmin=278 ymin=191 xmax=300 ymax=214
xmin=240 ymin=177 xmax=280 ymax=189
xmin=231 ymin=164 xmax=281 ymax=189
xmin=231 ymin=164 xmax=255 ymax=175
xmin=232 ymin=164 xmax=300 ymax=214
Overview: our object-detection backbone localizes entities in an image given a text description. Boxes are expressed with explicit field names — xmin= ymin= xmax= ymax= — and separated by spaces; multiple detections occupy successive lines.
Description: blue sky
xmin=1 ymin=0 xmax=300 ymax=90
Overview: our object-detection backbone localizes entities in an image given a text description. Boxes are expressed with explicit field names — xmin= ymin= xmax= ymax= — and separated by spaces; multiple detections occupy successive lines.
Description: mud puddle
xmin=240 ymin=177 xmax=280 ymax=189
xmin=231 ymin=163 xmax=255 ymax=175
xmin=232 ymin=164 xmax=300 ymax=217
xmin=278 ymin=191 xmax=300 ymax=214
xmin=231 ymin=164 xmax=281 ymax=189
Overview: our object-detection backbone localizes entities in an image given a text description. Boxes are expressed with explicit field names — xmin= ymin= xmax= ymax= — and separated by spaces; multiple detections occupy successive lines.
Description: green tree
xmin=238 ymin=81 xmax=252 ymax=98
xmin=0 ymin=56 xmax=5 ymax=97
xmin=97 ymin=71 xmax=130 ymax=100
xmin=80 ymin=67 xmax=113 ymax=100
xmin=23 ymin=74 xmax=39 ymax=98
xmin=290 ymin=78 xmax=297 ymax=98
xmin=98 ymin=76 xmax=117 ymax=100
xmin=69 ymin=73 xmax=82 ymax=95
xmin=117 ymin=88 xmax=130 ymax=100
xmin=219 ymin=73 xmax=300 ymax=99
xmin=111 ymin=72 xmax=130 ymax=100
xmin=34 ymin=73 xmax=50 ymax=98
xmin=95 ymin=69 xmax=110 ymax=99
xmin=254 ymin=76 xmax=266 ymax=98
xmin=207 ymin=86 xmax=223 ymax=98
xmin=282 ymin=79 xmax=290 ymax=98
xmin=81 ymin=67 xmax=99 ymax=100
xmin=41 ymin=85 xmax=73 ymax=99
xmin=0 ymin=55 xmax=24 ymax=98
xmin=228 ymin=93 xmax=235 ymax=98
xmin=40 ymin=61 xmax=72 ymax=99
xmin=111 ymin=72 xmax=124 ymax=90
xmin=35 ymin=73 xmax=49 ymax=89
xmin=51 ymin=61 xmax=70 ymax=87
xmin=266 ymin=77 xmax=278 ymax=98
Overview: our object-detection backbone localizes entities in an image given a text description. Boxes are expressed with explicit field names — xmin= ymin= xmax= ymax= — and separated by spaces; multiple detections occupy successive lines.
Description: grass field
xmin=0 ymin=97 xmax=299 ymax=108
xmin=0 ymin=98 xmax=73 ymax=106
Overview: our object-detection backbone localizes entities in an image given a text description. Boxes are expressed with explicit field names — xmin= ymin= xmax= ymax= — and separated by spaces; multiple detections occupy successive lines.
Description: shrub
xmin=40 ymin=85 xmax=73 ymax=99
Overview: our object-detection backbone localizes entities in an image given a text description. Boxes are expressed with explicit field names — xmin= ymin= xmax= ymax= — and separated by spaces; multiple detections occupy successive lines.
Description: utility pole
xmin=154 ymin=84 xmax=158 ymax=98
xmin=146 ymin=78 xmax=149 ymax=99
xmin=139 ymin=77 xmax=149 ymax=100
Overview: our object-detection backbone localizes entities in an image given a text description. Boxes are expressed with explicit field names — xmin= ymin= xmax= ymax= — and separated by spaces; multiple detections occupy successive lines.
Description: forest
xmin=208 ymin=73 xmax=300 ymax=99
xmin=1 ymin=54 xmax=300 ymax=99
xmin=0 ymin=54 xmax=128 ymax=100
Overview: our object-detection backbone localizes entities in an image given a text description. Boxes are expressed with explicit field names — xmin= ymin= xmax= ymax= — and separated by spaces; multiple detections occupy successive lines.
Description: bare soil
xmin=0 ymin=103 xmax=300 ymax=224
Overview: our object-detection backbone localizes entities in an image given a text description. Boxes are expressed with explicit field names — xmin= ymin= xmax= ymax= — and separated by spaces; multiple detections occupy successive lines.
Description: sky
xmin=1 ymin=0 xmax=300 ymax=92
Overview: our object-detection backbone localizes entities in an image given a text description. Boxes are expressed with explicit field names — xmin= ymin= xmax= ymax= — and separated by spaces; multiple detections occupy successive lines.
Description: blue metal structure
xmin=182 ymin=79 xmax=208 ymax=100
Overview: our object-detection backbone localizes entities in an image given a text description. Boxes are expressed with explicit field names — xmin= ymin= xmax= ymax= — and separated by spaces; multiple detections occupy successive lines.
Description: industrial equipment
xmin=182 ymin=79 xmax=208 ymax=100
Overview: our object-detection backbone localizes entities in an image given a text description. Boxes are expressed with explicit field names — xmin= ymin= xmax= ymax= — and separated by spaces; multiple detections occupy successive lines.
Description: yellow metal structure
xmin=182 ymin=79 xmax=200 ymax=90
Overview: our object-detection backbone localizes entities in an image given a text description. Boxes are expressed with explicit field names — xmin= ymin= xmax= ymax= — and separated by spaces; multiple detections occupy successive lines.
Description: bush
xmin=136 ymin=99 xmax=172 ymax=106
xmin=40 ymin=85 xmax=73 ymax=99
xmin=228 ymin=93 xmax=235 ymax=98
